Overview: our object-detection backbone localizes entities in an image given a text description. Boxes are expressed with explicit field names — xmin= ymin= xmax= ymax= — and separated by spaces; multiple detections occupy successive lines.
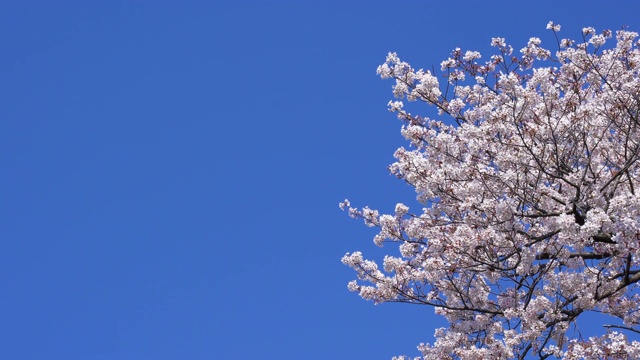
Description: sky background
xmin=2 ymin=1 xmax=640 ymax=359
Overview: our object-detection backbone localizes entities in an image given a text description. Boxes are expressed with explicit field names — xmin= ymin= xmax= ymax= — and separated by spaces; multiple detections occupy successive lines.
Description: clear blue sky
xmin=2 ymin=1 xmax=640 ymax=359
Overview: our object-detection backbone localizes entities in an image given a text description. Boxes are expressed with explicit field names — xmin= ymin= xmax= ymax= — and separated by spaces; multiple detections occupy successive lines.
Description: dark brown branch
xmin=603 ymin=324 xmax=640 ymax=334
xmin=535 ymin=252 xmax=613 ymax=261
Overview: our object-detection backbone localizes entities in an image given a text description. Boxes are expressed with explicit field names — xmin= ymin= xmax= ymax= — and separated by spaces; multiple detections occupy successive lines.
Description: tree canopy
xmin=342 ymin=23 xmax=640 ymax=359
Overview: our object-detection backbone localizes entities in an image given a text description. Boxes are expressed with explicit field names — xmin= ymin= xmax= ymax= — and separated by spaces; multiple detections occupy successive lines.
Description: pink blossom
xmin=342 ymin=23 xmax=640 ymax=359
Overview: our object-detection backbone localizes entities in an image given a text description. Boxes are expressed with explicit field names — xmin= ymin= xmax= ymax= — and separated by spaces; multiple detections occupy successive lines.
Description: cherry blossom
xmin=342 ymin=24 xmax=640 ymax=359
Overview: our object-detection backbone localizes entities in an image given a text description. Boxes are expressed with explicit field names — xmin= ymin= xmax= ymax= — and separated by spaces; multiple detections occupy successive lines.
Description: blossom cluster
xmin=343 ymin=24 xmax=640 ymax=359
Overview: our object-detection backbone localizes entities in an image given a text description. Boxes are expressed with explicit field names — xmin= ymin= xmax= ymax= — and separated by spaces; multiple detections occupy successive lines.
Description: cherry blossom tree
xmin=341 ymin=23 xmax=640 ymax=359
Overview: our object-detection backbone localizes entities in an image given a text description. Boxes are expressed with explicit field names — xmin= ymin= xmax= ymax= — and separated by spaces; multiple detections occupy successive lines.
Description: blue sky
xmin=2 ymin=1 xmax=640 ymax=359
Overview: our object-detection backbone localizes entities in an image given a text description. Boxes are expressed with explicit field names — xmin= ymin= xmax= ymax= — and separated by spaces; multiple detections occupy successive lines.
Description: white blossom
xmin=546 ymin=21 xmax=561 ymax=32
xmin=463 ymin=50 xmax=481 ymax=62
